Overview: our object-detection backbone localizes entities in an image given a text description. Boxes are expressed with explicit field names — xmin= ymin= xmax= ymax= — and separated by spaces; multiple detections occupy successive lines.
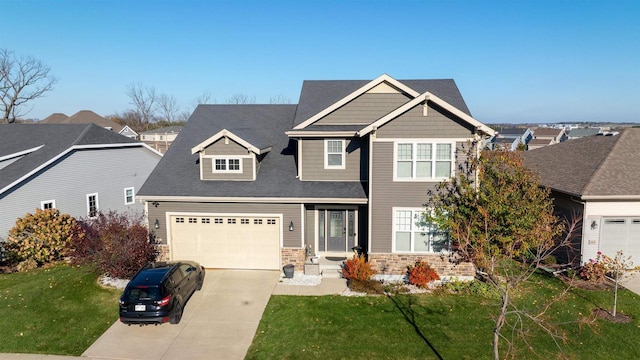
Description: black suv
xmin=119 ymin=261 xmax=205 ymax=325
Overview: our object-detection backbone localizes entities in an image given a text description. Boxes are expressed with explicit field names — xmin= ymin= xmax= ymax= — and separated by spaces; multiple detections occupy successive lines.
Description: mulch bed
xmin=592 ymin=308 xmax=633 ymax=323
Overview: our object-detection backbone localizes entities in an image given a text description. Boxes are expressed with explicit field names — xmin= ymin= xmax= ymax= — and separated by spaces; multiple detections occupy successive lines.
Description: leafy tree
xmin=5 ymin=208 xmax=80 ymax=268
xmin=1 ymin=49 xmax=57 ymax=123
xmin=427 ymin=146 xmax=578 ymax=359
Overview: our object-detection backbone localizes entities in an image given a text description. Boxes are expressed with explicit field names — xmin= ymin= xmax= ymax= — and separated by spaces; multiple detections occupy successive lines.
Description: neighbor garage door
xmin=600 ymin=217 xmax=640 ymax=261
xmin=170 ymin=215 xmax=281 ymax=270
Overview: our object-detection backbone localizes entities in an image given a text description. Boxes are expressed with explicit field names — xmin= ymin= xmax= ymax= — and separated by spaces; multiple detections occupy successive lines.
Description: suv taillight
xmin=155 ymin=294 xmax=171 ymax=307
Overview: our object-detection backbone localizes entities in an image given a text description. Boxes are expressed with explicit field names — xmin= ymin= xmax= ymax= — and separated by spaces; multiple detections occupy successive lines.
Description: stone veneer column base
xmin=368 ymin=253 xmax=475 ymax=278
xmin=281 ymin=248 xmax=306 ymax=271
xmin=155 ymin=244 xmax=170 ymax=261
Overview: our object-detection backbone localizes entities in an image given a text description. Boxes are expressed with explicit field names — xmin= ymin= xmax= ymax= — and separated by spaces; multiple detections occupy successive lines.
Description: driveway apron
xmin=82 ymin=270 xmax=280 ymax=360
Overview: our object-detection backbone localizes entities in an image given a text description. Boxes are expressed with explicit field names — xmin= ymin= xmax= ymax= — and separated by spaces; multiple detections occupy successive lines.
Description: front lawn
xmin=247 ymin=274 xmax=640 ymax=359
xmin=0 ymin=264 xmax=121 ymax=355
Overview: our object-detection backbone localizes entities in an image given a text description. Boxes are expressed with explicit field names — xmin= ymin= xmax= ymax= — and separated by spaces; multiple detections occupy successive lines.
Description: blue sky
xmin=2 ymin=0 xmax=639 ymax=123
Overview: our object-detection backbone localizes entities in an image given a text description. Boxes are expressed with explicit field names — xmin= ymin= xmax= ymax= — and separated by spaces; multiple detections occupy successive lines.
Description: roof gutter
xmin=135 ymin=195 xmax=369 ymax=204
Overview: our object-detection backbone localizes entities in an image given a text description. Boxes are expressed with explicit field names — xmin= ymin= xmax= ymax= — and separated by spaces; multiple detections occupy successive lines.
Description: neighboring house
xmin=567 ymin=127 xmax=600 ymax=140
xmin=40 ymin=110 xmax=138 ymax=139
xmin=523 ymin=129 xmax=640 ymax=265
xmin=526 ymin=138 xmax=555 ymax=150
xmin=137 ymin=74 xmax=495 ymax=277
xmin=0 ymin=124 xmax=162 ymax=238
xmin=140 ymin=126 xmax=183 ymax=153
xmin=491 ymin=127 xmax=533 ymax=150
xmin=532 ymin=127 xmax=567 ymax=144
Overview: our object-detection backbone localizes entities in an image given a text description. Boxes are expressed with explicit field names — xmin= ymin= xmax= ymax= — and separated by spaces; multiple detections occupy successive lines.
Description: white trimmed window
xmin=395 ymin=142 xmax=454 ymax=180
xmin=124 ymin=187 xmax=135 ymax=205
xmin=393 ymin=208 xmax=449 ymax=253
xmin=324 ymin=139 xmax=345 ymax=169
xmin=86 ymin=193 xmax=99 ymax=218
xmin=41 ymin=199 xmax=56 ymax=210
xmin=213 ymin=157 xmax=242 ymax=173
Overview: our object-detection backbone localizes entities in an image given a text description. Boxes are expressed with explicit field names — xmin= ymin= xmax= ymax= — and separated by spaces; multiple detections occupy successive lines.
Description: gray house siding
xmin=149 ymin=201 xmax=302 ymax=248
xmin=0 ymin=147 xmax=160 ymax=238
xmin=300 ymin=138 xmax=365 ymax=181
xmin=315 ymin=93 xmax=410 ymax=125
xmin=376 ymin=103 xmax=473 ymax=139
xmin=369 ymin=141 xmax=472 ymax=253
xmin=201 ymin=157 xmax=254 ymax=181
xmin=203 ymin=138 xmax=247 ymax=155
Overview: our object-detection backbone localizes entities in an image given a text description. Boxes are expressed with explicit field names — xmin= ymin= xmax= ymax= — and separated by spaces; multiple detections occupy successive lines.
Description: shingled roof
xmin=137 ymin=104 xmax=367 ymax=200
xmin=0 ymin=124 xmax=141 ymax=194
xmin=523 ymin=129 xmax=640 ymax=199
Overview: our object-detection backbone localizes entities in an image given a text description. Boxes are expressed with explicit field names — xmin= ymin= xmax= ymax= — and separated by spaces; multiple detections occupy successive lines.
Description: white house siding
xmin=0 ymin=146 xmax=160 ymax=238
xmin=582 ymin=200 xmax=640 ymax=264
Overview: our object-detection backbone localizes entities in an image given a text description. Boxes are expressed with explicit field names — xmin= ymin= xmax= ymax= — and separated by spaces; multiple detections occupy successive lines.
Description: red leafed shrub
xmin=69 ymin=211 xmax=157 ymax=279
xmin=407 ymin=259 xmax=440 ymax=288
xmin=342 ymin=253 xmax=377 ymax=281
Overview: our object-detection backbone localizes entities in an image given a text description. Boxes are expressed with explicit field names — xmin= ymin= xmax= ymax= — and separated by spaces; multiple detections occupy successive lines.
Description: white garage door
xmin=170 ymin=215 xmax=281 ymax=270
xmin=600 ymin=217 xmax=640 ymax=262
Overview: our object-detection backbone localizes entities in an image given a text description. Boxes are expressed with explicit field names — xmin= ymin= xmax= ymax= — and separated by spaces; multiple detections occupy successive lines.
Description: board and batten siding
xmin=300 ymin=138 xmax=365 ymax=181
xmin=203 ymin=138 xmax=248 ymax=156
xmin=369 ymin=141 xmax=472 ymax=253
xmin=149 ymin=202 xmax=302 ymax=248
xmin=0 ymin=147 xmax=160 ymax=237
xmin=315 ymin=93 xmax=410 ymax=125
xmin=376 ymin=103 xmax=473 ymax=139
xmin=201 ymin=157 xmax=254 ymax=180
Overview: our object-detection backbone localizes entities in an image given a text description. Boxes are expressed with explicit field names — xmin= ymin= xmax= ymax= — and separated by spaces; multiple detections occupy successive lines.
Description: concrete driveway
xmin=621 ymin=270 xmax=640 ymax=295
xmin=82 ymin=270 xmax=280 ymax=360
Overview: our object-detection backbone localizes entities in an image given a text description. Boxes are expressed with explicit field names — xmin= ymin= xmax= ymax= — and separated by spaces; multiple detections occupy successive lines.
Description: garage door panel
xmin=170 ymin=215 xmax=280 ymax=270
xmin=600 ymin=217 xmax=640 ymax=264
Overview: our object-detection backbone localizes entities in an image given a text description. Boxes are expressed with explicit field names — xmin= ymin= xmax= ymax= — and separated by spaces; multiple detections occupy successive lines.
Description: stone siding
xmin=281 ymin=248 xmax=306 ymax=271
xmin=156 ymin=244 xmax=169 ymax=261
xmin=368 ymin=253 xmax=475 ymax=277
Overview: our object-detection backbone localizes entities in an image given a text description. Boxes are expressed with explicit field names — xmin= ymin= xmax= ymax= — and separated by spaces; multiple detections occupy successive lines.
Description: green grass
xmin=0 ymin=264 xmax=121 ymax=356
xmin=247 ymin=274 xmax=640 ymax=359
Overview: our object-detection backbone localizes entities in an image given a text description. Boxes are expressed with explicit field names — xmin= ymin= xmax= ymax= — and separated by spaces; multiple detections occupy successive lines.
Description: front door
xmin=327 ymin=210 xmax=346 ymax=251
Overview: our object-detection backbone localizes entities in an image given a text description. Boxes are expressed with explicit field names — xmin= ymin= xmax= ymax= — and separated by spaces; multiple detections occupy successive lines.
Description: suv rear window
xmin=125 ymin=286 xmax=161 ymax=301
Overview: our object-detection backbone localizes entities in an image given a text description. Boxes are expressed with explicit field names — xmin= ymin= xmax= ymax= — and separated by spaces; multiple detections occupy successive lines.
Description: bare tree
xmin=226 ymin=93 xmax=255 ymax=104
xmin=157 ymin=93 xmax=180 ymax=123
xmin=269 ymin=94 xmax=291 ymax=104
xmin=1 ymin=49 xmax=57 ymax=123
xmin=126 ymin=83 xmax=157 ymax=130
xmin=194 ymin=90 xmax=213 ymax=105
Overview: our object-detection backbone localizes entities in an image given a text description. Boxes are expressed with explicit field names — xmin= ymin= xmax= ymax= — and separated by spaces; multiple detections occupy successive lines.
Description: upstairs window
xmin=86 ymin=193 xmax=99 ymax=218
xmin=395 ymin=142 xmax=454 ymax=180
xmin=325 ymin=139 xmax=345 ymax=169
xmin=124 ymin=187 xmax=135 ymax=205
xmin=213 ymin=157 xmax=242 ymax=173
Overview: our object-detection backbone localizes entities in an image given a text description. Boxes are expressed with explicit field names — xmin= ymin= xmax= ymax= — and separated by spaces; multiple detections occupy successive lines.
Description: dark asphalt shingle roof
xmin=523 ymin=129 xmax=640 ymax=197
xmin=293 ymin=79 xmax=471 ymax=127
xmin=0 ymin=124 xmax=139 ymax=193
xmin=137 ymin=104 xmax=367 ymax=199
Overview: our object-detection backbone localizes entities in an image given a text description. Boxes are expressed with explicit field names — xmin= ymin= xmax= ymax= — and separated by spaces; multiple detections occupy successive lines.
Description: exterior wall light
xmin=155 ymin=218 xmax=160 ymax=229
xmin=289 ymin=221 xmax=294 ymax=231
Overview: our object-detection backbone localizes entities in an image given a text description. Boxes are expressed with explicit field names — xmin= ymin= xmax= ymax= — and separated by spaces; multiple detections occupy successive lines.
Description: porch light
xmin=591 ymin=220 xmax=598 ymax=230
xmin=155 ymin=219 xmax=160 ymax=229
xmin=289 ymin=221 xmax=294 ymax=231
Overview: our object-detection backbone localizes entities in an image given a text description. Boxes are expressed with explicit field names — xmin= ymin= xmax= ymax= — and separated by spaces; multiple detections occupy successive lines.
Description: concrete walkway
xmin=2 ymin=271 xmax=347 ymax=360
xmin=621 ymin=270 xmax=640 ymax=295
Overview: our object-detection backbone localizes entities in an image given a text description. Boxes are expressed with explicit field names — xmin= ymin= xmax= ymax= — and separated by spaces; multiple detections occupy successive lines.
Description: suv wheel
xmin=170 ymin=302 xmax=183 ymax=324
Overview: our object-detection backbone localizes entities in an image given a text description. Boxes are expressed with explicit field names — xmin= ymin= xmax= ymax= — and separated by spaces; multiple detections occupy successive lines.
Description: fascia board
xmin=293 ymin=74 xmax=420 ymax=130
xmin=0 ymin=144 xmax=45 ymax=161
xmin=191 ymin=129 xmax=261 ymax=155
xmin=136 ymin=195 xmax=369 ymax=204
xmin=285 ymin=131 xmax=358 ymax=138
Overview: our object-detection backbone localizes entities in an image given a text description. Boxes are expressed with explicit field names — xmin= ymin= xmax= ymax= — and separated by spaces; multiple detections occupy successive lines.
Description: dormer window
xmin=213 ymin=157 xmax=242 ymax=173
xmin=325 ymin=139 xmax=345 ymax=169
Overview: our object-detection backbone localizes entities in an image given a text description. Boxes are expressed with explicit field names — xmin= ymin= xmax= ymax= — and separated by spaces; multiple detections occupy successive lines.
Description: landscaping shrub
xmin=442 ymin=279 xmax=500 ymax=298
xmin=69 ymin=211 xmax=157 ymax=279
xmin=4 ymin=208 xmax=81 ymax=268
xmin=579 ymin=252 xmax=609 ymax=282
xmin=341 ymin=253 xmax=376 ymax=281
xmin=407 ymin=259 xmax=440 ymax=288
